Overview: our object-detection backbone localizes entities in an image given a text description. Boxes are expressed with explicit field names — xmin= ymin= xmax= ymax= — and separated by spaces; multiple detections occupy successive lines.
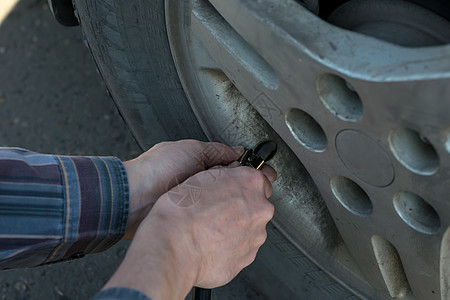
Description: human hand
xmin=122 ymin=140 xmax=242 ymax=239
xmin=104 ymin=165 xmax=276 ymax=299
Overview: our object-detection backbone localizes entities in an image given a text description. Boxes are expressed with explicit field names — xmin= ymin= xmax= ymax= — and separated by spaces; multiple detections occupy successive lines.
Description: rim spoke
xmin=192 ymin=1 xmax=279 ymax=97
xmin=206 ymin=0 xmax=302 ymax=70
xmin=208 ymin=0 xmax=450 ymax=80
xmin=192 ymin=0 xmax=323 ymax=142
xmin=191 ymin=1 xmax=298 ymax=134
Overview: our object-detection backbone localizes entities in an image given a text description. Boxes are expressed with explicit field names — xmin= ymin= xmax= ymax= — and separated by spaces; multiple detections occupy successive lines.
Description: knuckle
xmin=191 ymin=139 xmax=204 ymax=150
xmin=265 ymin=201 xmax=275 ymax=218
xmin=255 ymin=230 xmax=268 ymax=247
xmin=181 ymin=139 xmax=202 ymax=149
xmin=152 ymin=141 xmax=166 ymax=151
xmin=238 ymin=255 xmax=254 ymax=271
xmin=255 ymin=200 xmax=275 ymax=222
xmin=244 ymin=253 xmax=257 ymax=267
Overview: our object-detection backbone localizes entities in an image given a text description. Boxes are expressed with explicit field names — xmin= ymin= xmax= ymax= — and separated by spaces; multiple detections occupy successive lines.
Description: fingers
xmin=197 ymin=142 xmax=277 ymax=185
xmin=232 ymin=146 xmax=246 ymax=157
xmin=199 ymin=141 xmax=244 ymax=168
xmin=259 ymin=171 xmax=273 ymax=199
xmin=250 ymin=170 xmax=274 ymax=218
xmin=260 ymin=165 xmax=277 ymax=182
xmin=226 ymin=164 xmax=274 ymax=198
xmin=160 ymin=164 xmax=274 ymax=288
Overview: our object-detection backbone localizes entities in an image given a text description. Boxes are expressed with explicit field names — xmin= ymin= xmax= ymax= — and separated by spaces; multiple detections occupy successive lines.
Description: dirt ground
xmin=0 ymin=0 xmax=263 ymax=299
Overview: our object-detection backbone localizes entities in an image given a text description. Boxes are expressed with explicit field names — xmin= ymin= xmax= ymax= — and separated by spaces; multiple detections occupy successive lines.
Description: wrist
xmin=122 ymin=159 xmax=159 ymax=239
xmin=105 ymin=211 xmax=198 ymax=299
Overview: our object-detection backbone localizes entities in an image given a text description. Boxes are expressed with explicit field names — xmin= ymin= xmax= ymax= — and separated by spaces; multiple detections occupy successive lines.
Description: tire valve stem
xmin=239 ymin=140 xmax=278 ymax=170
xmin=239 ymin=141 xmax=278 ymax=170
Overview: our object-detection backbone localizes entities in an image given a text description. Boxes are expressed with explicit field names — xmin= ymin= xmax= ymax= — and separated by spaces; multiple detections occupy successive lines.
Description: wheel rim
xmin=165 ymin=0 xmax=450 ymax=298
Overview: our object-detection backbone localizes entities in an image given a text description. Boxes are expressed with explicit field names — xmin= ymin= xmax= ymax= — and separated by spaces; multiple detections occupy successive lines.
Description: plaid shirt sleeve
xmin=92 ymin=287 xmax=151 ymax=300
xmin=0 ymin=147 xmax=129 ymax=269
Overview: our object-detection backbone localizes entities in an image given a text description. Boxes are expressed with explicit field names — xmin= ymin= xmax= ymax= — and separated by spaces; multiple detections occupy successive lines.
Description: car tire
xmin=72 ymin=0 xmax=207 ymax=150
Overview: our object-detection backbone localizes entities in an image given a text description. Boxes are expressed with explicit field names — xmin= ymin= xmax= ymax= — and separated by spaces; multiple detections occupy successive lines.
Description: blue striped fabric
xmin=0 ymin=147 xmax=129 ymax=269
xmin=92 ymin=287 xmax=151 ymax=300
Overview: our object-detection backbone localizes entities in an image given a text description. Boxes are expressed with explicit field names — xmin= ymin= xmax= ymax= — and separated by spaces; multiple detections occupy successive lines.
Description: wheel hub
xmin=336 ymin=129 xmax=394 ymax=187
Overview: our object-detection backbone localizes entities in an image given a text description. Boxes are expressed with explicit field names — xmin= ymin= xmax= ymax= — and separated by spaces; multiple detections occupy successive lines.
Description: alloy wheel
xmin=166 ymin=0 xmax=450 ymax=298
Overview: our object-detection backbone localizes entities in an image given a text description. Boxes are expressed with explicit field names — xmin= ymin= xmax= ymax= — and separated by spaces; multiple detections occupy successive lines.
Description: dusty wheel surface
xmin=74 ymin=0 xmax=450 ymax=299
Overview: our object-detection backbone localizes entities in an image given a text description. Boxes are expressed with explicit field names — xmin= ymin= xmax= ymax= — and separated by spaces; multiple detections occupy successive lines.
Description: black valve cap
xmin=253 ymin=141 xmax=278 ymax=163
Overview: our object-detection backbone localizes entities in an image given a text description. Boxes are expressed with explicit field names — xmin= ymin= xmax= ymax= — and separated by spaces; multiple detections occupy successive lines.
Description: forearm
xmin=0 ymin=148 xmax=129 ymax=269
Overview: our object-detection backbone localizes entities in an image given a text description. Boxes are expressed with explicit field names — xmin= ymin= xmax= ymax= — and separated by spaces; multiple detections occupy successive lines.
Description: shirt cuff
xmin=92 ymin=287 xmax=151 ymax=300
xmin=47 ymin=155 xmax=129 ymax=263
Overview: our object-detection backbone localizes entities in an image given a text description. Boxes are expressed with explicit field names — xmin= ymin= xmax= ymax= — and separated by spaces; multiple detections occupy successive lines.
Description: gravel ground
xmin=0 ymin=0 xmax=264 ymax=299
